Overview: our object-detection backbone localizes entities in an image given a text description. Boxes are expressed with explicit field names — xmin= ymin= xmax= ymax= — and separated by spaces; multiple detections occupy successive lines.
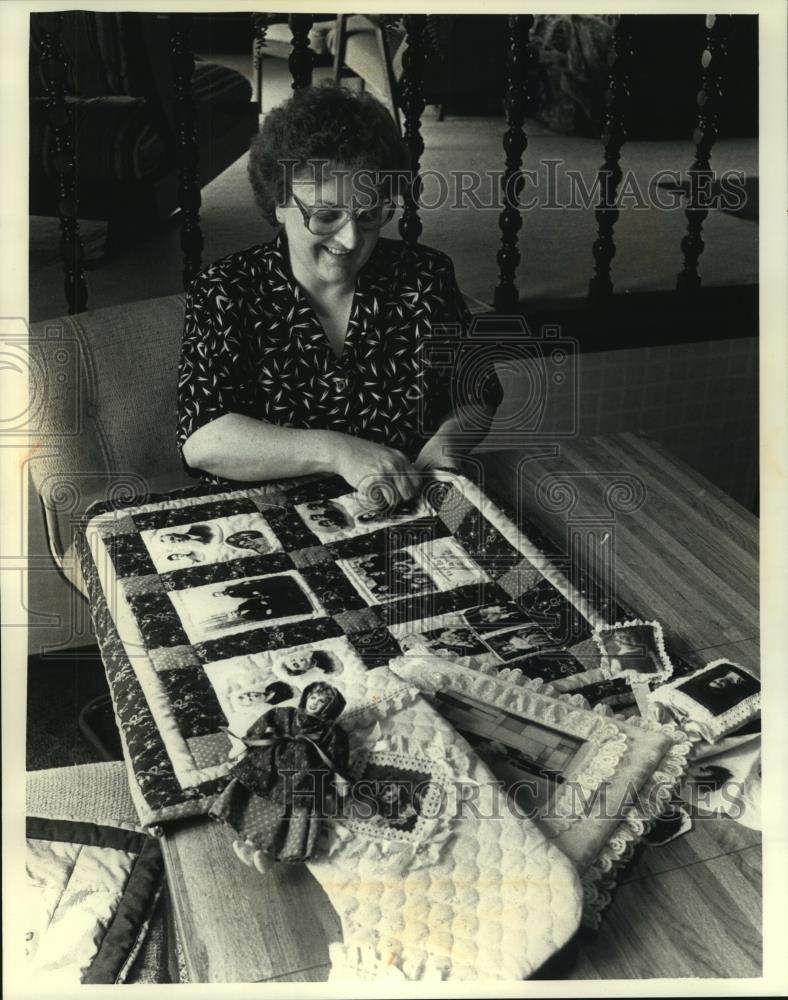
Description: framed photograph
xmin=389 ymin=654 xmax=692 ymax=928
xmin=593 ymin=619 xmax=674 ymax=682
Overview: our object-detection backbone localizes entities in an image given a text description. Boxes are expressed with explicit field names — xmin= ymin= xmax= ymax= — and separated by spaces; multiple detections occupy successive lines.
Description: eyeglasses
xmin=290 ymin=193 xmax=395 ymax=235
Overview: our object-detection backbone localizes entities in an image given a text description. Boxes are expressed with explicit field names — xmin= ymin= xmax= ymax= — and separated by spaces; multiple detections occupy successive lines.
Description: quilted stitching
xmin=305 ymin=669 xmax=583 ymax=980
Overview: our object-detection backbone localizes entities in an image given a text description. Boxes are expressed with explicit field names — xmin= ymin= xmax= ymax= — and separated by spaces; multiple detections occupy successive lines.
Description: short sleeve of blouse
xmin=176 ymin=272 xmax=249 ymax=463
xmin=424 ymin=253 xmax=504 ymax=427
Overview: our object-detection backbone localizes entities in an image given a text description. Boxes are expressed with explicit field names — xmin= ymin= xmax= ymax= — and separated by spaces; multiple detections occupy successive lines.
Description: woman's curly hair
xmin=249 ymin=83 xmax=409 ymax=224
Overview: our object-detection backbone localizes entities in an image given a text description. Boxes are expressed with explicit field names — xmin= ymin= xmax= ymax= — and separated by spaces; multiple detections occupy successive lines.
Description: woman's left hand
xmin=413 ymin=440 xmax=462 ymax=475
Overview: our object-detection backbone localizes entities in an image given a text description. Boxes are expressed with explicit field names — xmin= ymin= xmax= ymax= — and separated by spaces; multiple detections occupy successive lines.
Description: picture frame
xmin=389 ymin=654 xmax=692 ymax=927
xmin=592 ymin=619 xmax=675 ymax=683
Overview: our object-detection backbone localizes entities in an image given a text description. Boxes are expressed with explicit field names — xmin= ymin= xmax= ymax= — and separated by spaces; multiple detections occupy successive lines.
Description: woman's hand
xmin=332 ymin=434 xmax=421 ymax=504
xmin=413 ymin=438 xmax=462 ymax=476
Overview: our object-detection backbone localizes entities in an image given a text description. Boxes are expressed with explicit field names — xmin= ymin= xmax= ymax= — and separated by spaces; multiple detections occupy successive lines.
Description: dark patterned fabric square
xmin=346 ymin=627 xmax=403 ymax=667
xmin=263 ymin=503 xmax=323 ymax=551
xmin=451 ymin=508 xmax=521 ymax=578
xmin=128 ymin=593 xmax=190 ymax=648
xmin=298 ymin=561 xmax=370 ymax=615
xmin=157 ymin=667 xmax=227 ymax=738
xmin=132 ymin=497 xmax=258 ymax=532
xmin=506 ymin=651 xmax=586 ymax=682
xmin=517 ymin=578 xmax=593 ymax=646
xmin=159 ymin=551 xmax=294 ymax=592
xmin=106 ymin=533 xmax=157 ymax=579
xmin=289 ymin=545 xmax=335 ymax=568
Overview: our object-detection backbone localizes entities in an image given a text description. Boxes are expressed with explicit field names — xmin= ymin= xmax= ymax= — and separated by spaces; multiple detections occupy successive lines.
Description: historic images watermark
xmin=268 ymin=772 xmax=748 ymax=824
xmin=280 ymin=159 xmax=750 ymax=213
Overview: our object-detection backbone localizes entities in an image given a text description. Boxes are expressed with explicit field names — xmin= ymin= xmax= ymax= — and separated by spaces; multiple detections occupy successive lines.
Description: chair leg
xmin=78 ymin=693 xmax=124 ymax=761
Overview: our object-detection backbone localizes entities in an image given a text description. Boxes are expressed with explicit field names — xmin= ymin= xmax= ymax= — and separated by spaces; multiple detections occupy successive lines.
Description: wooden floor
xmin=478 ymin=436 xmax=762 ymax=980
xmin=570 ymin=815 xmax=761 ymax=979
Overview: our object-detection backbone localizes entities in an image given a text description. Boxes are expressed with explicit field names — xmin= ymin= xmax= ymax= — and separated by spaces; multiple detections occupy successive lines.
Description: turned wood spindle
xmin=252 ymin=13 xmax=269 ymax=114
xmin=398 ymin=15 xmax=427 ymax=247
xmin=676 ymin=14 xmax=731 ymax=293
xmin=288 ymin=15 xmax=315 ymax=91
xmin=494 ymin=14 xmax=536 ymax=313
xmin=37 ymin=12 xmax=88 ymax=315
xmin=588 ymin=15 xmax=634 ymax=303
xmin=168 ymin=14 xmax=204 ymax=289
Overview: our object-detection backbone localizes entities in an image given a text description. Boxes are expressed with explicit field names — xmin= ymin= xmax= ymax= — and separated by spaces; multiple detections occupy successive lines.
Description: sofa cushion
xmin=28 ymin=294 xmax=197 ymax=574
xmin=192 ymin=58 xmax=253 ymax=109
xmin=31 ymin=96 xmax=168 ymax=184
xmin=31 ymin=60 xmax=252 ymax=186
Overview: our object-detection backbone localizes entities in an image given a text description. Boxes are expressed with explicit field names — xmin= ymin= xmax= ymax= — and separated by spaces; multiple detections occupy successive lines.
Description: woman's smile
xmin=321 ymin=243 xmax=356 ymax=264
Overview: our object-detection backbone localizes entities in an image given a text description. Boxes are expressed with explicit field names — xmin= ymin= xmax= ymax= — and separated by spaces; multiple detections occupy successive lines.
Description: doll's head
xmin=299 ymin=681 xmax=345 ymax=721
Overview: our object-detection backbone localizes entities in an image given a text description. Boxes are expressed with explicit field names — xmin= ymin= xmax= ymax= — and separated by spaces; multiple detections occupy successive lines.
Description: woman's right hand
xmin=331 ymin=433 xmax=421 ymax=505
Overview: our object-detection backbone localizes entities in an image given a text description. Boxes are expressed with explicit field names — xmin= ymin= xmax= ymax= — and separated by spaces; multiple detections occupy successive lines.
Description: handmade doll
xmin=209 ymin=682 xmax=350 ymax=863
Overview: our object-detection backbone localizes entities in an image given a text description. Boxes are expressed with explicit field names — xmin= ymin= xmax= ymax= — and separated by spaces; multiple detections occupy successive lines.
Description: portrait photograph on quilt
xmin=4 ymin=0 xmax=785 ymax=994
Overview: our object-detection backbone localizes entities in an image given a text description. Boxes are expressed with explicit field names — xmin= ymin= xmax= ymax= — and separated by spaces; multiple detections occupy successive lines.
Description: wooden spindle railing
xmin=398 ymin=14 xmax=427 ymax=247
xmin=494 ymin=14 xmax=535 ymax=313
xmin=588 ymin=15 xmax=634 ymax=302
xmin=677 ymin=14 xmax=731 ymax=293
xmin=252 ymin=13 xmax=269 ymax=113
xmin=37 ymin=12 xmax=88 ymax=314
xmin=168 ymin=14 xmax=204 ymax=288
xmin=288 ymin=14 xmax=315 ymax=90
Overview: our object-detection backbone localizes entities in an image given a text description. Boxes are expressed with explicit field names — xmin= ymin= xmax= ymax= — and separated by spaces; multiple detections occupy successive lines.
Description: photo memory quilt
xmin=76 ymin=471 xmax=613 ymax=827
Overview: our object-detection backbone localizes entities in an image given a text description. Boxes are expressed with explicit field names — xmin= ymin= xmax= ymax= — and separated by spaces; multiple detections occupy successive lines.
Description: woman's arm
xmin=414 ymin=401 xmax=498 ymax=473
xmin=414 ymin=252 xmax=503 ymax=473
xmin=182 ymin=413 xmax=421 ymax=501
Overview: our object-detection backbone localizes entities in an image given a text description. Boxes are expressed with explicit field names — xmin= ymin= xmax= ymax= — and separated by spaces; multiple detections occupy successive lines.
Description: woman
xmin=177 ymin=84 xmax=501 ymax=505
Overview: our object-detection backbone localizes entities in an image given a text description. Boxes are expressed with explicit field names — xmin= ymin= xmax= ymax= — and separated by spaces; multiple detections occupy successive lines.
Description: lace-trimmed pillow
xmin=648 ymin=659 xmax=760 ymax=744
xmin=388 ymin=654 xmax=692 ymax=928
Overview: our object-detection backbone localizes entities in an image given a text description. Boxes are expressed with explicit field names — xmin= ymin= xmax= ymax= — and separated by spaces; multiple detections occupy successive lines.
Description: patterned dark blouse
xmin=177 ymin=231 xmax=501 ymax=479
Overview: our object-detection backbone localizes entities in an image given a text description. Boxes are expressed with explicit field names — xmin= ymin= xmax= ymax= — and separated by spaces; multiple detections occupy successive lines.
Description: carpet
xmin=26 ymin=647 xmax=123 ymax=770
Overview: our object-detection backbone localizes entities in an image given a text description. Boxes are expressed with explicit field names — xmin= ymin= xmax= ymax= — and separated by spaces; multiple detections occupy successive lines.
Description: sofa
xmin=29 ymin=12 xmax=258 ymax=234
xmin=27 ymin=293 xmax=195 ymax=654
